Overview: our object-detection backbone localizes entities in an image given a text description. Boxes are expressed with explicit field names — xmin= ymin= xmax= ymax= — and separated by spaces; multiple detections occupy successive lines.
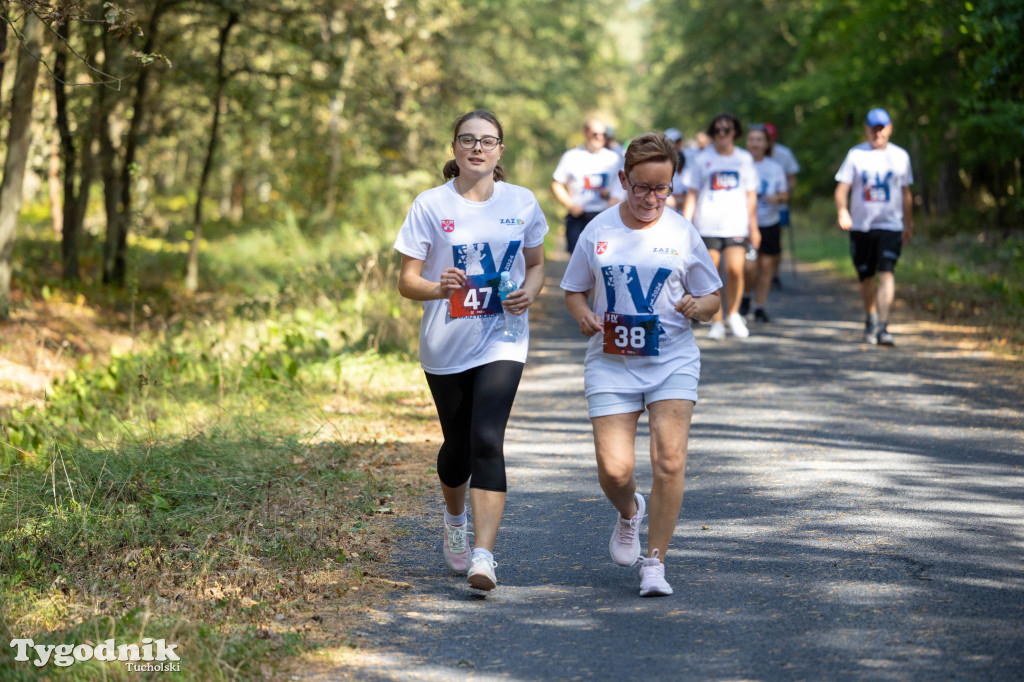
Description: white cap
xmin=664 ymin=127 xmax=682 ymax=142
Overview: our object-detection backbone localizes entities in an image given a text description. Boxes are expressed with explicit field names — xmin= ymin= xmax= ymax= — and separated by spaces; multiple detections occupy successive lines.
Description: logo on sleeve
xmin=596 ymin=241 xmax=608 ymax=255
xmin=441 ymin=219 xmax=455 ymax=233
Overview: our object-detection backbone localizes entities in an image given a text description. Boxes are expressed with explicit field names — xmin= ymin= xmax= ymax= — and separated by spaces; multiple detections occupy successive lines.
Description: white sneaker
xmin=706 ymin=321 xmax=726 ymax=340
xmin=467 ymin=553 xmax=497 ymax=591
xmin=609 ymin=492 xmax=646 ymax=567
xmin=639 ymin=549 xmax=673 ymax=597
xmin=726 ymin=312 xmax=749 ymax=338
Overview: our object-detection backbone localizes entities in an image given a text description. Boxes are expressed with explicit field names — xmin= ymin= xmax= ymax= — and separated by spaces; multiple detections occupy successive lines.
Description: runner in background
xmin=394 ymin=110 xmax=548 ymax=592
xmin=562 ymin=131 xmax=721 ymax=597
xmin=682 ymin=113 xmax=760 ymax=340
xmin=741 ymin=123 xmax=789 ymax=323
xmin=764 ymin=122 xmax=800 ymax=289
xmin=834 ymin=108 xmax=914 ymax=346
xmin=552 ymin=118 xmax=625 ymax=254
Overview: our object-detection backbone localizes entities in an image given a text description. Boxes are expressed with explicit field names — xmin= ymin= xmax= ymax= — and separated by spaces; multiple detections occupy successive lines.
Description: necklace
xmin=455 ymin=176 xmax=493 ymax=202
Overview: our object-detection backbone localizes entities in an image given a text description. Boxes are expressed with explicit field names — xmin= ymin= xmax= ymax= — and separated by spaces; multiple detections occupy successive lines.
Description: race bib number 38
xmin=449 ymin=273 xmax=503 ymax=318
xmin=603 ymin=312 xmax=659 ymax=357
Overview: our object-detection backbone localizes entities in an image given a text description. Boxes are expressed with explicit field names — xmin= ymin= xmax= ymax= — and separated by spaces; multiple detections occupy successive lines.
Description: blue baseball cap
xmin=865 ymin=108 xmax=891 ymax=127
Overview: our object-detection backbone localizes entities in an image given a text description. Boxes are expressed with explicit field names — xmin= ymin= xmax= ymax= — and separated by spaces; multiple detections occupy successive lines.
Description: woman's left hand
xmin=501 ymin=288 xmax=533 ymax=316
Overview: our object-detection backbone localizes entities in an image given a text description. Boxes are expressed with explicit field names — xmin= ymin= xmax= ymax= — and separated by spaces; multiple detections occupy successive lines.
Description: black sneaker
xmin=864 ymin=324 xmax=879 ymax=344
xmin=877 ymin=330 xmax=895 ymax=346
xmin=771 ymin=275 xmax=782 ymax=291
xmin=754 ymin=308 xmax=770 ymax=323
xmin=739 ymin=296 xmax=750 ymax=317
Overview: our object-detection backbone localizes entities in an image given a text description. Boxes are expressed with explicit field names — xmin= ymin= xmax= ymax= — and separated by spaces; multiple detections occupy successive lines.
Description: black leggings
xmin=424 ymin=361 xmax=524 ymax=493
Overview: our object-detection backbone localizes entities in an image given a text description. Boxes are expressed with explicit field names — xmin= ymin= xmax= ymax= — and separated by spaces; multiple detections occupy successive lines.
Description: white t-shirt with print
xmin=560 ymin=206 xmax=722 ymax=397
xmin=835 ymin=142 xmax=914 ymax=232
xmin=753 ymin=157 xmax=788 ymax=227
xmin=681 ymin=147 xmax=759 ymax=238
xmin=394 ymin=180 xmax=549 ymax=375
xmin=552 ymin=146 xmax=626 ymax=213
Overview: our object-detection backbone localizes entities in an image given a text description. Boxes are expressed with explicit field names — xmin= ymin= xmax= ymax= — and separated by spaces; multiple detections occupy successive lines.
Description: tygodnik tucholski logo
xmin=10 ymin=637 xmax=181 ymax=671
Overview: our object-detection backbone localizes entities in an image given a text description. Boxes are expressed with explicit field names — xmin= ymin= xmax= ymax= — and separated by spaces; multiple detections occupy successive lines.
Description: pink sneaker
xmin=609 ymin=492 xmax=646 ymax=567
xmin=639 ymin=549 xmax=673 ymax=597
xmin=442 ymin=519 xmax=469 ymax=574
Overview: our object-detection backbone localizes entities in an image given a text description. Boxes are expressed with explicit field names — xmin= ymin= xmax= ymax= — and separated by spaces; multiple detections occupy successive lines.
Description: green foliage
xmin=644 ymin=0 xmax=1022 ymax=226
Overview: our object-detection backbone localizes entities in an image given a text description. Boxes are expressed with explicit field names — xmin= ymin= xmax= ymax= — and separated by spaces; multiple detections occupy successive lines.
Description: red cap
xmin=764 ymin=122 xmax=778 ymax=140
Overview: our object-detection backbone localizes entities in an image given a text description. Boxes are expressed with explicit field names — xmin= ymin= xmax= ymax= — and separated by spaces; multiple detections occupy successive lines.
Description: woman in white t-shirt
xmin=742 ymin=123 xmax=789 ymax=323
xmin=562 ymin=132 xmax=722 ymax=597
xmin=682 ymin=113 xmax=760 ymax=340
xmin=394 ymin=110 xmax=548 ymax=593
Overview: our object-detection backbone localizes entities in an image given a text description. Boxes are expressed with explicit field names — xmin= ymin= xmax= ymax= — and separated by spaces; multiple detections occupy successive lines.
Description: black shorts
xmin=757 ymin=224 xmax=782 ymax=256
xmin=850 ymin=229 xmax=903 ymax=281
xmin=566 ymin=212 xmax=601 ymax=254
xmin=702 ymin=236 xmax=747 ymax=252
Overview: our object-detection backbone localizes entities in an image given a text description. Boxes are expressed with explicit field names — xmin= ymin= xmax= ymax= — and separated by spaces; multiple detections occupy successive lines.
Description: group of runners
xmin=394 ymin=106 xmax=913 ymax=598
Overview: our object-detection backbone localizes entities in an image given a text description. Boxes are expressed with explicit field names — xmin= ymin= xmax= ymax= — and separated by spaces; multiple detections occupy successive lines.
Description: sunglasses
xmin=713 ymin=126 xmax=733 ymax=135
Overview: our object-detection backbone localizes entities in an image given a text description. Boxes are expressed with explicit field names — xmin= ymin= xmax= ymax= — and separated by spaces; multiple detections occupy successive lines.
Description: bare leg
xmin=722 ymin=247 xmax=746 ymax=316
xmin=860 ymin=276 xmax=877 ymax=317
xmin=591 ymin=411 xmax=642 ymax=519
xmin=645 ymin=400 xmax=693 ymax=562
xmin=755 ymin=254 xmax=780 ymax=306
xmin=876 ymin=271 xmax=895 ymax=323
xmin=442 ymin=480 xmax=468 ymax=516
xmin=468 ymin=489 xmax=506 ymax=552
xmin=707 ymin=249 xmax=724 ymax=323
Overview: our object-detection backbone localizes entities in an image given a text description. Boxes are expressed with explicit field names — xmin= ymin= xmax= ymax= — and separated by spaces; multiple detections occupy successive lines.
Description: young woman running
xmin=682 ymin=113 xmax=760 ymax=340
xmin=562 ymin=132 xmax=721 ymax=596
xmin=742 ymin=123 xmax=789 ymax=323
xmin=394 ymin=110 xmax=548 ymax=592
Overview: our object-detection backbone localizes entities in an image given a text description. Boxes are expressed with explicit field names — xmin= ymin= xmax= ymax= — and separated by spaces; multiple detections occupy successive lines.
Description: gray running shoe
xmin=877 ymin=329 xmax=895 ymax=346
xmin=864 ymin=324 xmax=879 ymax=345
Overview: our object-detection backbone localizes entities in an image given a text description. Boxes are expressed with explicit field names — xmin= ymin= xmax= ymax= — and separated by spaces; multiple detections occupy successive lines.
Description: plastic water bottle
xmin=498 ymin=271 xmax=524 ymax=339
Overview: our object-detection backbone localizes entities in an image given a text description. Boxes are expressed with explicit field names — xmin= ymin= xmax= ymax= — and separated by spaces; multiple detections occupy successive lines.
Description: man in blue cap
xmin=834 ymin=108 xmax=914 ymax=345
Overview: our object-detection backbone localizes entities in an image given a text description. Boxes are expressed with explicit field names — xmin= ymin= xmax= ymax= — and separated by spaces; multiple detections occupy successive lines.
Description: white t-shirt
xmin=835 ymin=142 xmax=914 ymax=232
xmin=394 ymin=180 xmax=549 ymax=374
xmin=753 ymin=157 xmax=788 ymax=227
xmin=560 ymin=206 xmax=722 ymax=397
xmin=552 ymin=146 xmax=626 ymax=213
xmin=770 ymin=143 xmax=800 ymax=177
xmin=681 ymin=147 xmax=758 ymax=238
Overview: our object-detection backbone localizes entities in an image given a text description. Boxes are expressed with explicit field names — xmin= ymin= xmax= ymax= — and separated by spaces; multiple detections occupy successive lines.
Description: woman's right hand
xmin=576 ymin=310 xmax=604 ymax=337
xmin=439 ymin=268 xmax=466 ymax=298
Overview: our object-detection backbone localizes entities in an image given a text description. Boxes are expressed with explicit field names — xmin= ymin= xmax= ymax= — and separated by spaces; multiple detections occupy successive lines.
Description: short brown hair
xmin=623 ymin=132 xmax=678 ymax=177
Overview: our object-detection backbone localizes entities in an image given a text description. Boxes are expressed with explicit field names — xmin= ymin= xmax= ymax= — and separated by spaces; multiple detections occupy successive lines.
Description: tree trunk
xmin=54 ymin=16 xmax=81 ymax=280
xmin=49 ymin=97 xmax=64 ymax=237
xmin=105 ymin=1 xmax=167 ymax=286
xmin=0 ymin=11 xmax=44 ymax=317
xmin=185 ymin=11 xmax=238 ymax=292
xmin=324 ymin=35 xmax=362 ymax=216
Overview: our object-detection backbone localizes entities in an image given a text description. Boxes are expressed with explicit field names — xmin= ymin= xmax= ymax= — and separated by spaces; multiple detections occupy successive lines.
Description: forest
xmin=0 ymin=0 xmax=1020 ymax=311
xmin=0 ymin=1 xmax=1021 ymax=678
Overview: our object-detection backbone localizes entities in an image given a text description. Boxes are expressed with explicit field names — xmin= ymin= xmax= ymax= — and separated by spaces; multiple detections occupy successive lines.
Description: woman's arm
xmin=674 ymin=290 xmax=721 ymax=323
xmin=565 ymin=290 xmax=603 ymax=337
xmin=398 ymin=254 xmax=465 ymax=301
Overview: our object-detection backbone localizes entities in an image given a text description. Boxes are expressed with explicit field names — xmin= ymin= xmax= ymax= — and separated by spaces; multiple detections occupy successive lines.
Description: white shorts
xmin=587 ymin=373 xmax=699 ymax=419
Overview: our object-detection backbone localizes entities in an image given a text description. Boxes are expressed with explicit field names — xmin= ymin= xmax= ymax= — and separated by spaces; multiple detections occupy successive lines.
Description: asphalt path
xmin=319 ymin=250 xmax=1024 ymax=681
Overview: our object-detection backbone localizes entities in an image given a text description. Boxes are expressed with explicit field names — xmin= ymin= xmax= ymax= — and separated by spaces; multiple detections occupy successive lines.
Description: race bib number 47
xmin=449 ymin=273 xmax=503 ymax=318
xmin=603 ymin=312 xmax=659 ymax=357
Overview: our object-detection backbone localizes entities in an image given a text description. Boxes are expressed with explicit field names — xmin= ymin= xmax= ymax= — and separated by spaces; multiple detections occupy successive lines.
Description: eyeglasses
xmin=455 ymin=134 xmax=501 ymax=151
xmin=626 ymin=178 xmax=673 ymax=199
xmin=713 ymin=126 xmax=733 ymax=135
xmin=588 ymin=131 xmax=606 ymax=138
